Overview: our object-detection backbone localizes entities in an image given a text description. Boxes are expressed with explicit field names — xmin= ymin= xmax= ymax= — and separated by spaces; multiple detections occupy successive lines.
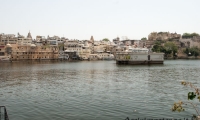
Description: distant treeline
xmin=182 ymin=33 xmax=199 ymax=39
xmin=152 ymin=41 xmax=200 ymax=58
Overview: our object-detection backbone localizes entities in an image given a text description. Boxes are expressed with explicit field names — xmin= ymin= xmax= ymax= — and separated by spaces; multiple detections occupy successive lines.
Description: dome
xmin=30 ymin=44 xmax=36 ymax=48
xmin=6 ymin=43 xmax=12 ymax=48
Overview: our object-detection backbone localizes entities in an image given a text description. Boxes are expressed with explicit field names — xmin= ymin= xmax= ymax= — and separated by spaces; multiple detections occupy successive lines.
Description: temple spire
xmin=27 ymin=31 xmax=32 ymax=38
xmin=90 ymin=36 xmax=94 ymax=42
xmin=90 ymin=36 xmax=94 ymax=54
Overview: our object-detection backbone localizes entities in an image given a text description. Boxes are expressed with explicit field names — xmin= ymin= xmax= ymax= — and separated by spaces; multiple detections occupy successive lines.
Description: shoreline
xmin=165 ymin=56 xmax=200 ymax=60
xmin=1 ymin=58 xmax=200 ymax=63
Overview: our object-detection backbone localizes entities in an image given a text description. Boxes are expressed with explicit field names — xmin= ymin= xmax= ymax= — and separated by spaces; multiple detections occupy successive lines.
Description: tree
xmin=152 ymin=41 xmax=165 ymax=53
xmin=152 ymin=41 xmax=178 ymax=57
xmin=184 ymin=48 xmax=189 ymax=55
xmin=192 ymin=47 xmax=199 ymax=57
xmin=152 ymin=44 xmax=160 ymax=52
xmin=141 ymin=37 xmax=147 ymax=40
xmin=183 ymin=47 xmax=200 ymax=57
xmin=172 ymin=81 xmax=200 ymax=119
xmin=152 ymin=41 xmax=162 ymax=52
xmin=182 ymin=33 xmax=199 ymax=39
xmin=191 ymin=33 xmax=199 ymax=37
xmin=164 ymin=42 xmax=178 ymax=57
xmin=182 ymin=33 xmax=191 ymax=38
xmin=102 ymin=38 xmax=110 ymax=42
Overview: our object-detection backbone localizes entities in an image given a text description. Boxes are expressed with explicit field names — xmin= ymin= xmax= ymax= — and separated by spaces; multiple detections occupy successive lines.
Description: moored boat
xmin=0 ymin=55 xmax=11 ymax=61
xmin=97 ymin=52 xmax=115 ymax=60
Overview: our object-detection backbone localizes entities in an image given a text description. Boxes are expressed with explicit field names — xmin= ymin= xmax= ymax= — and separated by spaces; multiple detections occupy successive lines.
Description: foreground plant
xmin=172 ymin=81 xmax=200 ymax=118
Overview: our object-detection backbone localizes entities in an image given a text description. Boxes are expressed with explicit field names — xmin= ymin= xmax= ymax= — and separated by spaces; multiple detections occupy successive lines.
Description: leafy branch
xmin=172 ymin=81 xmax=200 ymax=117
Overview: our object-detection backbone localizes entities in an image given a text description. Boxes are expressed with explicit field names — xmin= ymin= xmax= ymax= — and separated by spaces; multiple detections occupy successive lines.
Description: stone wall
xmin=148 ymin=32 xmax=181 ymax=41
xmin=179 ymin=36 xmax=200 ymax=48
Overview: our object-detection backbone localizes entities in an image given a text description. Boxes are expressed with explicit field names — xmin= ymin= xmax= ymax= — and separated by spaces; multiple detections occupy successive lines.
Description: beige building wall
xmin=10 ymin=44 xmax=59 ymax=60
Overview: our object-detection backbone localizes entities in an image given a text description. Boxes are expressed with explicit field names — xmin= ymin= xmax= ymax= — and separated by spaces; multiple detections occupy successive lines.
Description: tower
xmin=90 ymin=36 xmax=94 ymax=54
xmin=27 ymin=31 xmax=32 ymax=39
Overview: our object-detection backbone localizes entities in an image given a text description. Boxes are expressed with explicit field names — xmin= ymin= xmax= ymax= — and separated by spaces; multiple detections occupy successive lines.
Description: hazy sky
xmin=1 ymin=0 xmax=200 ymax=40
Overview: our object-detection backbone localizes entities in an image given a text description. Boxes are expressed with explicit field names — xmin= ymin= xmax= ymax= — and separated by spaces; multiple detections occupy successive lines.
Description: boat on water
xmin=102 ymin=53 xmax=115 ymax=60
xmin=0 ymin=55 xmax=11 ymax=61
xmin=115 ymin=47 xmax=164 ymax=65
xmin=97 ymin=52 xmax=115 ymax=60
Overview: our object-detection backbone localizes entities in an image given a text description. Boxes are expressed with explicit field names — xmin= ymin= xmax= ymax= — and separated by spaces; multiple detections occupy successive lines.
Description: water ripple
xmin=0 ymin=60 xmax=200 ymax=120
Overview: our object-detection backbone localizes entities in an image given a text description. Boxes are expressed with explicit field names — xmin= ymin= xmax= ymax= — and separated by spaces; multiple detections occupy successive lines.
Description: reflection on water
xmin=0 ymin=60 xmax=200 ymax=120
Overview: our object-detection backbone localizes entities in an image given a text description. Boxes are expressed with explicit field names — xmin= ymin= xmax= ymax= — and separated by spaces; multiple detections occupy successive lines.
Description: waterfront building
xmin=63 ymin=37 xmax=116 ymax=60
xmin=0 ymin=43 xmax=12 ymax=61
xmin=113 ymin=37 xmax=120 ymax=44
xmin=17 ymin=32 xmax=32 ymax=45
xmin=0 ymin=33 xmax=18 ymax=44
xmin=0 ymin=32 xmax=59 ymax=61
xmin=0 ymin=32 xmax=33 ymax=46
xmin=60 ymin=37 xmax=68 ymax=43
xmin=94 ymin=40 xmax=109 ymax=53
xmin=35 ymin=35 xmax=46 ymax=45
xmin=91 ymin=40 xmax=115 ymax=60
xmin=0 ymin=42 xmax=6 ymax=56
xmin=10 ymin=44 xmax=59 ymax=61
xmin=64 ymin=39 xmax=82 ymax=53
xmin=4 ymin=31 xmax=200 ymax=61
xmin=64 ymin=39 xmax=91 ymax=60
xmin=47 ymin=36 xmax=59 ymax=46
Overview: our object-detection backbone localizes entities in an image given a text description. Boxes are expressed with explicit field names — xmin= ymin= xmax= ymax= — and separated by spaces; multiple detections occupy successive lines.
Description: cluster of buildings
xmin=147 ymin=32 xmax=200 ymax=48
xmin=1 ymin=31 xmax=200 ymax=61
xmin=0 ymin=32 xmax=142 ymax=61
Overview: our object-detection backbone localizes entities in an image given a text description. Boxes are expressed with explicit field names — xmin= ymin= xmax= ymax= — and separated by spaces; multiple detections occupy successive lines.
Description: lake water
xmin=0 ymin=60 xmax=200 ymax=120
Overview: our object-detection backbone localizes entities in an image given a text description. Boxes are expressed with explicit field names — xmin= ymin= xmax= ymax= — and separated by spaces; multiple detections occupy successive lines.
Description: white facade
xmin=0 ymin=34 xmax=18 ymax=44
xmin=115 ymin=47 xmax=164 ymax=64
xmin=64 ymin=40 xmax=92 ymax=59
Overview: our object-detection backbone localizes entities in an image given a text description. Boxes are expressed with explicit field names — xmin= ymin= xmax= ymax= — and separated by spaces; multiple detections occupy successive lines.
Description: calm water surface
xmin=0 ymin=60 xmax=200 ymax=120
